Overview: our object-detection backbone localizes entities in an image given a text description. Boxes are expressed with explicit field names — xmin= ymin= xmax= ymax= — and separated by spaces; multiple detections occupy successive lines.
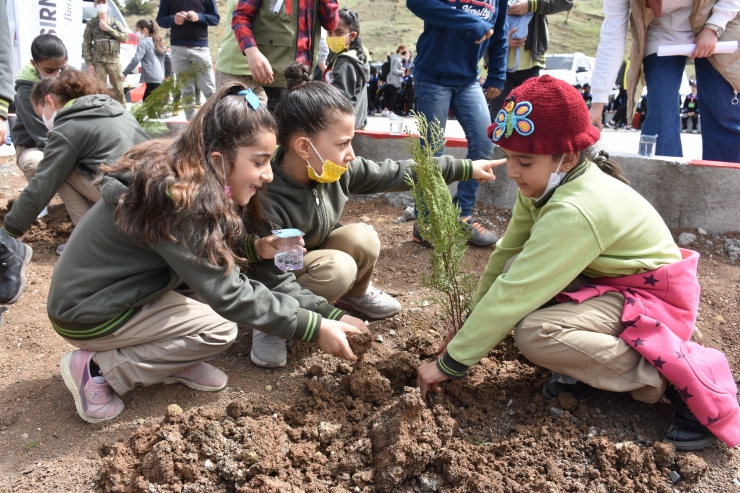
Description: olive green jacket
xmin=82 ymin=16 xmax=128 ymax=65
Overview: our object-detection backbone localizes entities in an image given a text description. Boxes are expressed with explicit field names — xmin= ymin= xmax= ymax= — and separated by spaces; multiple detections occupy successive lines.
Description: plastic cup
xmin=389 ymin=116 xmax=404 ymax=135
xmin=639 ymin=134 xmax=658 ymax=157
xmin=271 ymin=229 xmax=304 ymax=271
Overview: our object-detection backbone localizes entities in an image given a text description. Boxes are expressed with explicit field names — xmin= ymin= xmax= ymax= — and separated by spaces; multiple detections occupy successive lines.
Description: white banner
xmin=8 ymin=0 xmax=83 ymax=74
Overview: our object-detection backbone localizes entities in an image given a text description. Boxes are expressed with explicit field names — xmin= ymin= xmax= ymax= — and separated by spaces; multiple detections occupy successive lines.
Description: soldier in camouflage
xmin=82 ymin=0 xmax=127 ymax=104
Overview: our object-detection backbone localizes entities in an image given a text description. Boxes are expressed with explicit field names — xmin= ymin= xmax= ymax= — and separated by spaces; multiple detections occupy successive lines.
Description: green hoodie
xmin=328 ymin=49 xmax=370 ymax=129
xmin=12 ymin=64 xmax=46 ymax=150
xmin=2 ymin=95 xmax=149 ymax=237
xmin=46 ymin=170 xmax=343 ymax=342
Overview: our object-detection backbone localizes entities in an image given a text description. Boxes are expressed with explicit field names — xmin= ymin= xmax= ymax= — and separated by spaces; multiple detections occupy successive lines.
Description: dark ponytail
xmin=30 ymin=34 xmax=68 ymax=63
xmin=338 ymin=9 xmax=366 ymax=64
xmin=274 ymin=62 xmax=354 ymax=162
xmin=588 ymin=148 xmax=630 ymax=185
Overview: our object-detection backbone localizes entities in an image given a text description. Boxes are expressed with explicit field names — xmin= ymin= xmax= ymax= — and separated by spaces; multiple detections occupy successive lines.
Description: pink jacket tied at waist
xmin=556 ymin=249 xmax=740 ymax=448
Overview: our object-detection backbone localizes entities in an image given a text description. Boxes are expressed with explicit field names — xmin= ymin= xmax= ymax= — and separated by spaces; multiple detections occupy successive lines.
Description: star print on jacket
xmin=556 ymin=249 xmax=740 ymax=448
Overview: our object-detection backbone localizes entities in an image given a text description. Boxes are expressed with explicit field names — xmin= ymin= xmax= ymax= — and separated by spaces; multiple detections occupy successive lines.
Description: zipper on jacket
xmin=312 ymin=189 xmax=327 ymax=242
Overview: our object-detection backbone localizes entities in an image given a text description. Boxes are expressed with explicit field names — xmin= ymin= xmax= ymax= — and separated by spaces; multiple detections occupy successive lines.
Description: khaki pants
xmin=93 ymin=61 xmax=125 ymax=105
xmin=512 ymin=259 xmax=666 ymax=404
xmin=215 ymin=70 xmax=268 ymax=106
xmin=58 ymin=170 xmax=102 ymax=226
xmin=15 ymin=146 xmax=43 ymax=182
xmin=293 ymin=223 xmax=380 ymax=303
xmin=65 ymin=290 xmax=237 ymax=395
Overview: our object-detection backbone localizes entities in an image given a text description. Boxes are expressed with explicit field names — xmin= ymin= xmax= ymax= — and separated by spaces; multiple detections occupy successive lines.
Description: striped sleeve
xmin=437 ymin=351 xmax=470 ymax=379
xmin=232 ymin=0 xmax=262 ymax=52
xmin=293 ymin=308 xmax=322 ymax=342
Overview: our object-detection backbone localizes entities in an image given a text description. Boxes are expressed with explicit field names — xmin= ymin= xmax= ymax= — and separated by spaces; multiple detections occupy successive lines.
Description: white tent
xmin=6 ymin=0 xmax=83 ymax=74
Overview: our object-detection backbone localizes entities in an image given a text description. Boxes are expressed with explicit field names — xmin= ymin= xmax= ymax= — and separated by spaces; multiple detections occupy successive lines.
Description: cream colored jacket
xmin=591 ymin=0 xmax=740 ymax=118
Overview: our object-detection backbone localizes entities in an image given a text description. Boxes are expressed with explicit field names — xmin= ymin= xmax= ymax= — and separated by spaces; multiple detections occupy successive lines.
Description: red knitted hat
xmin=487 ymin=75 xmax=600 ymax=155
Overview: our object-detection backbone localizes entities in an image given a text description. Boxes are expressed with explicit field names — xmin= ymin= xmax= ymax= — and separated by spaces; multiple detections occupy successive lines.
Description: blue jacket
xmin=407 ymin=0 xmax=508 ymax=89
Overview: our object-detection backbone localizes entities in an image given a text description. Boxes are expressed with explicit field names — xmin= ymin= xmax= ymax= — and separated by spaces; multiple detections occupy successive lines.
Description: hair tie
xmin=594 ymin=150 xmax=609 ymax=166
xmin=238 ymin=89 xmax=260 ymax=110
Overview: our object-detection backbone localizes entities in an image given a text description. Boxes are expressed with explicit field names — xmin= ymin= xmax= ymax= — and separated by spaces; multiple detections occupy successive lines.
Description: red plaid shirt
xmin=232 ymin=0 xmax=338 ymax=67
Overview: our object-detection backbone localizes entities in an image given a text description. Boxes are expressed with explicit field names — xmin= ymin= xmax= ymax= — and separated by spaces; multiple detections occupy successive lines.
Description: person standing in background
xmin=681 ymin=82 xmax=700 ymax=133
xmin=488 ymin=0 xmax=574 ymax=116
xmin=231 ymin=0 xmax=339 ymax=111
xmin=82 ymin=0 xmax=128 ymax=104
xmin=123 ymin=20 xmax=171 ymax=101
xmin=157 ymin=0 xmax=220 ymax=120
xmin=406 ymin=0 xmax=508 ymax=247
xmin=588 ymin=0 xmax=740 ymax=161
xmin=381 ymin=45 xmax=406 ymax=116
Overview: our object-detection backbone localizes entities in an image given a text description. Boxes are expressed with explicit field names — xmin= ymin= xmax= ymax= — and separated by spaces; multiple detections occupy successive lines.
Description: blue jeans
xmin=642 ymin=54 xmax=740 ymax=162
xmin=415 ymin=80 xmax=493 ymax=217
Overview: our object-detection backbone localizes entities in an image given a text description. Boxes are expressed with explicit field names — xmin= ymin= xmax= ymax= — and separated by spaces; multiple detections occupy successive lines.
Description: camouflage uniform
xmin=82 ymin=17 xmax=128 ymax=104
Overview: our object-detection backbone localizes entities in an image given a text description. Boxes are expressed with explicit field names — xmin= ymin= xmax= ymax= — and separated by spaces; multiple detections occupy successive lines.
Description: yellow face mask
xmin=306 ymin=139 xmax=348 ymax=183
xmin=326 ymin=33 xmax=350 ymax=54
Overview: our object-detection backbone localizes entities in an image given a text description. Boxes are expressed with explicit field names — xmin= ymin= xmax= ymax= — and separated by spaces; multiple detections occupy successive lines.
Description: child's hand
xmin=245 ymin=47 xmax=275 ymax=85
xmin=417 ymin=361 xmax=450 ymax=400
xmin=340 ymin=314 xmax=370 ymax=334
xmin=471 ymin=159 xmax=505 ymax=183
xmin=255 ymin=235 xmax=306 ymax=260
xmin=317 ymin=319 xmax=361 ymax=361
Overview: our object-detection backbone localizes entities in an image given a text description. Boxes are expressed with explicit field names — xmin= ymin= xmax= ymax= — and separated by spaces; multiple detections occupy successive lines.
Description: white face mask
xmin=42 ymin=102 xmax=57 ymax=131
xmin=95 ymin=3 xmax=108 ymax=13
xmin=533 ymin=154 xmax=567 ymax=202
xmin=136 ymin=31 xmax=144 ymax=40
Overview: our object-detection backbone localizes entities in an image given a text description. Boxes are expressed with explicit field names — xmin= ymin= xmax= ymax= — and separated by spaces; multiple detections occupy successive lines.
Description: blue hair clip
xmin=238 ymin=89 xmax=260 ymax=110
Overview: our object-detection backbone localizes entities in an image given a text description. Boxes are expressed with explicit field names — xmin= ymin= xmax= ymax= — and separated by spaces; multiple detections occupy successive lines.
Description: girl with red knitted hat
xmin=418 ymin=75 xmax=740 ymax=451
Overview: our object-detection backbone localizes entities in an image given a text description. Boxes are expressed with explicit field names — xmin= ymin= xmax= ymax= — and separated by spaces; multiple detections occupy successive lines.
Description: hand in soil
xmin=340 ymin=314 xmax=370 ymax=334
xmin=317 ymin=318 xmax=361 ymax=361
xmin=435 ymin=330 xmax=456 ymax=355
xmin=416 ymin=360 xmax=450 ymax=400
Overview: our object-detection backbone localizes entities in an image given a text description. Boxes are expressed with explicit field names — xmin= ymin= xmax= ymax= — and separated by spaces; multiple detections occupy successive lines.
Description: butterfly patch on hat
xmin=490 ymin=97 xmax=534 ymax=142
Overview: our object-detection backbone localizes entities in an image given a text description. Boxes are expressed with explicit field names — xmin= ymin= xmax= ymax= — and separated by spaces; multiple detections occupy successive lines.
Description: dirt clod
xmin=347 ymin=332 xmax=374 ymax=359
xmin=677 ymin=452 xmax=709 ymax=481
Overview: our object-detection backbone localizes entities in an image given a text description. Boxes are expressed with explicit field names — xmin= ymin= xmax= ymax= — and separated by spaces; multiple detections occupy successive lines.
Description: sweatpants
xmin=293 ymin=223 xmax=380 ymax=303
xmin=64 ymin=290 xmax=237 ymax=395
xmin=512 ymin=260 xmax=667 ymax=404
xmin=15 ymin=145 xmax=43 ymax=182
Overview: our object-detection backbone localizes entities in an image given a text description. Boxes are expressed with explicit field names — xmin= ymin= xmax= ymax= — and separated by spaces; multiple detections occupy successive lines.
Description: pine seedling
xmin=404 ymin=112 xmax=477 ymax=334
xmin=130 ymin=65 xmax=203 ymax=135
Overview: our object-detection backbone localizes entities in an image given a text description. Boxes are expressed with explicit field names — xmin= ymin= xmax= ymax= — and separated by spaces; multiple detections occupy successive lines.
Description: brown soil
xmin=1 ymin=155 xmax=740 ymax=492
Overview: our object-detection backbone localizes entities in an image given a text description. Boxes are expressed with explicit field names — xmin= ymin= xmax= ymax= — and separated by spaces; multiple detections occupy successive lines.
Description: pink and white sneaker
xmin=163 ymin=362 xmax=228 ymax=391
xmin=60 ymin=350 xmax=124 ymax=424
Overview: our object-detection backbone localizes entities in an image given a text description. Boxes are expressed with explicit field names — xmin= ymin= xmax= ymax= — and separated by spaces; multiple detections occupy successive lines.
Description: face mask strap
xmin=306 ymin=139 xmax=325 ymax=165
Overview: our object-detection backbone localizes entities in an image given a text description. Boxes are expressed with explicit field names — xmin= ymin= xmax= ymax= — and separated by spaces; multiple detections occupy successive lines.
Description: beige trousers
xmin=293 ymin=223 xmax=380 ymax=303
xmin=15 ymin=146 xmax=43 ymax=182
xmin=215 ymin=70 xmax=268 ymax=106
xmin=58 ymin=170 xmax=102 ymax=225
xmin=65 ymin=290 xmax=237 ymax=395
xmin=512 ymin=262 xmax=667 ymax=404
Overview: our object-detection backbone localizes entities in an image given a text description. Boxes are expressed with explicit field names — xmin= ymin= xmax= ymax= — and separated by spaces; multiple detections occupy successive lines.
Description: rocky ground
xmin=1 ymin=157 xmax=739 ymax=492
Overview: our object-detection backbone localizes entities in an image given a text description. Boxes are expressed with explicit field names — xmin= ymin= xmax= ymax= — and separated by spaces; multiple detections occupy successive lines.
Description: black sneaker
xmin=663 ymin=385 xmax=718 ymax=450
xmin=0 ymin=228 xmax=33 ymax=305
xmin=412 ymin=221 xmax=433 ymax=248
xmin=461 ymin=217 xmax=498 ymax=247
xmin=542 ymin=372 xmax=594 ymax=400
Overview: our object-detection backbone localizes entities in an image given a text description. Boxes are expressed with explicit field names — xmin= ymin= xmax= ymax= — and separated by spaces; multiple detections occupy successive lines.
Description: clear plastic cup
xmin=389 ymin=116 xmax=404 ymax=135
xmin=271 ymin=229 xmax=304 ymax=271
xmin=639 ymin=134 xmax=658 ymax=157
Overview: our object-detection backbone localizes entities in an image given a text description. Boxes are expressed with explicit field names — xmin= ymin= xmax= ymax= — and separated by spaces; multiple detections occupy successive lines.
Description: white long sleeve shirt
xmin=591 ymin=0 xmax=740 ymax=103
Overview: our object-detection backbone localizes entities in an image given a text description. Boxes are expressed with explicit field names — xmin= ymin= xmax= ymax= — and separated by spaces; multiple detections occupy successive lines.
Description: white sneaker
xmin=336 ymin=284 xmax=402 ymax=319
xmin=692 ymin=130 xmax=699 ymax=134
xmin=381 ymin=109 xmax=389 ymax=117
xmin=250 ymin=329 xmax=287 ymax=368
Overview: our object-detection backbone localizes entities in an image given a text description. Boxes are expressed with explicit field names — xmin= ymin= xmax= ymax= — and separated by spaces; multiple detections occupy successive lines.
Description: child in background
xmin=12 ymin=35 xmax=68 ymax=184
xmin=367 ymin=65 xmax=379 ymax=115
xmin=123 ymin=19 xmax=171 ymax=101
xmin=681 ymin=83 xmax=700 ymax=133
xmin=44 ymin=83 xmax=364 ymax=423
xmin=418 ymin=75 xmax=740 ymax=451
xmin=324 ymin=9 xmax=369 ymax=129
xmin=245 ymin=62 xmax=503 ymax=368
xmin=2 ymin=69 xmax=149 ymax=255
